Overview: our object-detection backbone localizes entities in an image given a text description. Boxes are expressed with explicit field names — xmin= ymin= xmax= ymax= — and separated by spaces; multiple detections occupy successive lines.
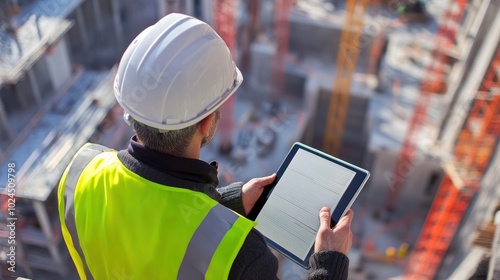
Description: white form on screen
xmin=255 ymin=149 xmax=355 ymax=260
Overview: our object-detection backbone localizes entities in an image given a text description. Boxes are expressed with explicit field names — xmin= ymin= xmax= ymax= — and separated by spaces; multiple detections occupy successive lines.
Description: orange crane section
xmin=214 ymin=0 xmax=237 ymax=153
xmin=384 ymin=0 xmax=468 ymax=213
xmin=403 ymin=172 xmax=476 ymax=279
xmin=323 ymin=0 xmax=368 ymax=156
xmin=404 ymin=47 xmax=500 ymax=280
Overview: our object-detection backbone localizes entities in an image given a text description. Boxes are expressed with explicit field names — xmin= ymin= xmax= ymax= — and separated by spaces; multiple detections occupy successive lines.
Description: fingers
xmin=315 ymin=208 xmax=354 ymax=255
xmin=333 ymin=209 xmax=353 ymax=237
xmin=335 ymin=209 xmax=354 ymax=227
xmin=344 ymin=209 xmax=354 ymax=220
xmin=318 ymin=207 xmax=331 ymax=231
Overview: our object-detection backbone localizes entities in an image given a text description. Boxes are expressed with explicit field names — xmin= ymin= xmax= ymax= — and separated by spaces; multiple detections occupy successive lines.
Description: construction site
xmin=0 ymin=0 xmax=499 ymax=279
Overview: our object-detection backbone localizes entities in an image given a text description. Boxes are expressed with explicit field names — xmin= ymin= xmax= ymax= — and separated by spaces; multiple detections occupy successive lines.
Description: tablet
xmin=247 ymin=142 xmax=370 ymax=269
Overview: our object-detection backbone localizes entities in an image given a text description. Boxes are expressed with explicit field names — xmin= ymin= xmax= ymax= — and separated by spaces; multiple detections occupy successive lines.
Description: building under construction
xmin=0 ymin=0 xmax=499 ymax=279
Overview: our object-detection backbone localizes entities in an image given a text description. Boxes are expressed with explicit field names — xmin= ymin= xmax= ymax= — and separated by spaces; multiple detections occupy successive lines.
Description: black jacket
xmin=119 ymin=137 xmax=349 ymax=279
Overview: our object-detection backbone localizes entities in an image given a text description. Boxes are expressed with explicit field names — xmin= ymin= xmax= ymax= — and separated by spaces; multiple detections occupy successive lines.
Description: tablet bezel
xmin=247 ymin=142 xmax=370 ymax=269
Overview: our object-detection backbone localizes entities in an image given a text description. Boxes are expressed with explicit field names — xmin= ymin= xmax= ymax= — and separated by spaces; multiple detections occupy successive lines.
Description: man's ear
xmin=199 ymin=112 xmax=216 ymax=136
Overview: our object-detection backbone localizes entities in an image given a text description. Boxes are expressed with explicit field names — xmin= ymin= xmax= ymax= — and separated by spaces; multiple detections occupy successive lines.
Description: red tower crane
xmin=214 ymin=0 xmax=237 ymax=153
xmin=271 ymin=0 xmax=292 ymax=97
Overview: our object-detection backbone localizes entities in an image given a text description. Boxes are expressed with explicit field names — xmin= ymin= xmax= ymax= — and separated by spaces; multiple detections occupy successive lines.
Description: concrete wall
xmin=301 ymin=86 xmax=371 ymax=167
xmin=14 ymin=73 xmax=37 ymax=109
xmin=31 ymin=54 xmax=53 ymax=98
xmin=201 ymin=0 xmax=214 ymax=24
xmin=342 ymin=94 xmax=370 ymax=166
xmin=249 ymin=44 xmax=308 ymax=99
xmin=283 ymin=63 xmax=307 ymax=99
xmin=288 ymin=11 xmax=377 ymax=73
xmin=81 ymin=0 xmax=99 ymax=34
xmin=44 ymin=38 xmax=72 ymax=90
xmin=249 ymin=41 xmax=275 ymax=95
xmin=66 ymin=10 xmax=86 ymax=62
xmin=364 ymin=148 xmax=442 ymax=212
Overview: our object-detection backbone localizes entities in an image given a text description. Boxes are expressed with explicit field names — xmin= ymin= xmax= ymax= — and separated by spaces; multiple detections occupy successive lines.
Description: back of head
xmin=114 ymin=13 xmax=243 ymax=132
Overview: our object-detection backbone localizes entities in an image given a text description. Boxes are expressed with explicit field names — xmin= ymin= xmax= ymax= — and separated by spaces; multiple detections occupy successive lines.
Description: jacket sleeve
xmin=217 ymin=182 xmax=246 ymax=216
xmin=229 ymin=229 xmax=350 ymax=280
xmin=229 ymin=229 xmax=280 ymax=280
xmin=308 ymin=251 xmax=349 ymax=280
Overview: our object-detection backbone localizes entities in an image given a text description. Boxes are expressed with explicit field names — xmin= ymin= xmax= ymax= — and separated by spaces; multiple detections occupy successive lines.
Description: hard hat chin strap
xmin=123 ymin=112 xmax=133 ymax=126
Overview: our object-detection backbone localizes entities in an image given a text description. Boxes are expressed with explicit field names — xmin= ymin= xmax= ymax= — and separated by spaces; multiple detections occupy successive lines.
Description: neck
xmin=183 ymin=140 xmax=201 ymax=159
xmin=136 ymin=136 xmax=201 ymax=159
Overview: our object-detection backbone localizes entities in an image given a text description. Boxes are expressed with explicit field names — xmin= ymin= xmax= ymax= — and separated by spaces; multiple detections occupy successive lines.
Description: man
xmin=58 ymin=13 xmax=354 ymax=279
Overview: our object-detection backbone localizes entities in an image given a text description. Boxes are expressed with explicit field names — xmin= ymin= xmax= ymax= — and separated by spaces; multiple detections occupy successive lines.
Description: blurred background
xmin=0 ymin=0 xmax=499 ymax=279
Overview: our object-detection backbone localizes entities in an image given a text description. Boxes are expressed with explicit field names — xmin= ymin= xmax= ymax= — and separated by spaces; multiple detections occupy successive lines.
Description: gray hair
xmin=132 ymin=120 xmax=199 ymax=157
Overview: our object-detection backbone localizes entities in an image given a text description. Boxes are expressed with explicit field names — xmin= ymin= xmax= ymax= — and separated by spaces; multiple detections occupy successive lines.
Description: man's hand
xmin=241 ymin=174 xmax=276 ymax=215
xmin=314 ymin=207 xmax=353 ymax=255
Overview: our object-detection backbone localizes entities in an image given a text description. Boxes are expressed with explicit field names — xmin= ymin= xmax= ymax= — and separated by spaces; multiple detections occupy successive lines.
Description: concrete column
xmin=158 ymin=0 xmax=167 ymax=18
xmin=76 ymin=6 xmax=90 ymax=51
xmin=185 ymin=0 xmax=194 ymax=15
xmin=33 ymin=201 xmax=66 ymax=275
xmin=92 ymin=0 xmax=104 ymax=33
xmin=202 ymin=0 xmax=213 ymax=26
xmin=488 ymin=211 xmax=500 ymax=280
xmin=44 ymin=40 xmax=72 ymax=90
xmin=27 ymin=69 xmax=42 ymax=106
xmin=111 ymin=0 xmax=124 ymax=50
xmin=0 ymin=97 xmax=13 ymax=141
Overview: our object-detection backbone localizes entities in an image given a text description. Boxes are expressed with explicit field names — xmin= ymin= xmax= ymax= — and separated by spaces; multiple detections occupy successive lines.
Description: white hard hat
xmin=114 ymin=13 xmax=243 ymax=130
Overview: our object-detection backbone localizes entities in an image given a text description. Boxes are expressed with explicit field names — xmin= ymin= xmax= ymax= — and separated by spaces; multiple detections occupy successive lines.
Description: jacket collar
xmin=127 ymin=136 xmax=220 ymax=187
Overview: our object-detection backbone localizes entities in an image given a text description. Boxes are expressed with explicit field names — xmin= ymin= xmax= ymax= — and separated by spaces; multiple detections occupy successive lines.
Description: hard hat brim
xmin=118 ymin=66 xmax=243 ymax=131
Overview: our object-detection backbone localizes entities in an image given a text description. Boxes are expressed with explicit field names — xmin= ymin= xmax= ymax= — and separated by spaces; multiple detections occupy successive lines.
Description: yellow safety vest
xmin=58 ymin=143 xmax=256 ymax=279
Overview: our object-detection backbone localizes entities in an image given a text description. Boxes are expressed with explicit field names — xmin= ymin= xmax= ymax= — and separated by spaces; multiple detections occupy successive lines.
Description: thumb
xmin=254 ymin=173 xmax=276 ymax=187
xmin=318 ymin=207 xmax=331 ymax=230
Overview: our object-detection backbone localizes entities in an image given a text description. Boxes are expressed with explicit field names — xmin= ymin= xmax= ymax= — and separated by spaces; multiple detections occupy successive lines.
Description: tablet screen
xmin=255 ymin=148 xmax=356 ymax=260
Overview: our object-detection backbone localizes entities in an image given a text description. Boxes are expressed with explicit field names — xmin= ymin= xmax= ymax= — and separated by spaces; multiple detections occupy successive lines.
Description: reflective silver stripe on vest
xmin=178 ymin=203 xmax=239 ymax=279
xmin=63 ymin=144 xmax=110 ymax=280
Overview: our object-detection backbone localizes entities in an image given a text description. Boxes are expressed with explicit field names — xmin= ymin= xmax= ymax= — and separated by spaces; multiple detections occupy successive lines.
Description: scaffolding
xmin=404 ymin=47 xmax=500 ymax=280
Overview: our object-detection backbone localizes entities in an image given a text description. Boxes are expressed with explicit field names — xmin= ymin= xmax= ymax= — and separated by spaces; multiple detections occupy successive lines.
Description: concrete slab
xmin=12 ymin=0 xmax=84 ymax=26
xmin=0 ymin=16 xmax=72 ymax=83
xmin=1 ymin=70 xmax=114 ymax=201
